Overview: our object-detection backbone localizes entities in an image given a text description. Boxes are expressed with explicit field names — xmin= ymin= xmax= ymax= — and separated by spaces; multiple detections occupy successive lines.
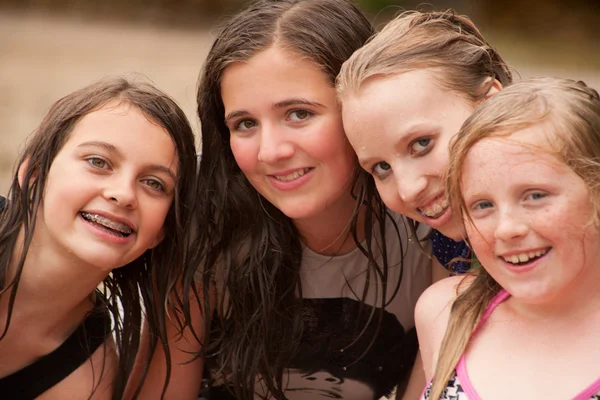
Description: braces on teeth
xmin=81 ymin=212 xmax=132 ymax=235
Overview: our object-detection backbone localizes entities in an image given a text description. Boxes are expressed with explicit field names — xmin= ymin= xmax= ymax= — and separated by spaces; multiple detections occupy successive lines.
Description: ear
xmin=17 ymin=157 xmax=37 ymax=189
xmin=483 ymin=77 xmax=503 ymax=100
xmin=148 ymin=228 xmax=165 ymax=249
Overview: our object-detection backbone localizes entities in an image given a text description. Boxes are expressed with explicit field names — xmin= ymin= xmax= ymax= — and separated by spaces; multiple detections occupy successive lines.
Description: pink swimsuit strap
xmin=455 ymin=289 xmax=600 ymax=400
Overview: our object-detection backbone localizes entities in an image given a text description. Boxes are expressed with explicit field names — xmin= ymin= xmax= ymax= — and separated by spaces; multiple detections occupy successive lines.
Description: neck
xmin=2 ymin=228 xmax=109 ymax=337
xmin=294 ymin=190 xmax=366 ymax=256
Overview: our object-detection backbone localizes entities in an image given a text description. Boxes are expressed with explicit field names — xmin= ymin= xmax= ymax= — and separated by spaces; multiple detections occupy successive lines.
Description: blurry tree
xmin=0 ymin=0 xmax=598 ymax=42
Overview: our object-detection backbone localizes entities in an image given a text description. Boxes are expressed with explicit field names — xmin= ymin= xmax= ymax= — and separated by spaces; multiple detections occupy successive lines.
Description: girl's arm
xmin=126 ymin=283 xmax=208 ymax=400
xmin=414 ymin=276 xmax=464 ymax=381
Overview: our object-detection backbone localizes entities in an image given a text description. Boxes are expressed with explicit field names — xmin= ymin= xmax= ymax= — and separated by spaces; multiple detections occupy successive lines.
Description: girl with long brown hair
xmin=0 ymin=77 xmax=197 ymax=399
xmin=137 ymin=1 xmax=438 ymax=399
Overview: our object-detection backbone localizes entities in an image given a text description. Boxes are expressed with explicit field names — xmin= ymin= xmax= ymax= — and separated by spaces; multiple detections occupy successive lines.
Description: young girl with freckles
xmin=136 ymin=1 xmax=441 ymax=399
xmin=337 ymin=10 xmax=513 ymax=274
xmin=415 ymin=77 xmax=600 ymax=399
xmin=0 ymin=77 xmax=197 ymax=399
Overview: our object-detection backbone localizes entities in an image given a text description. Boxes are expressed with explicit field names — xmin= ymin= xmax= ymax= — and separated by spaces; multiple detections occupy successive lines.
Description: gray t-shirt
xmin=256 ymin=213 xmax=432 ymax=400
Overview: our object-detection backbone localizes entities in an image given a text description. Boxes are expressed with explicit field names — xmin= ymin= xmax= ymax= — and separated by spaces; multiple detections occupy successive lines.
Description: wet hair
xmin=432 ymin=77 xmax=600 ymax=400
xmin=0 ymin=77 xmax=198 ymax=399
xmin=337 ymin=10 xmax=513 ymax=102
xmin=189 ymin=1 xmax=414 ymax=399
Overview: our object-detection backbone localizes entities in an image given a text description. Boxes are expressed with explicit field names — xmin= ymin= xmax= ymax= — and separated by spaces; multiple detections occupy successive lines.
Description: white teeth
xmin=502 ymin=248 xmax=549 ymax=265
xmin=420 ymin=198 xmax=449 ymax=218
xmin=274 ymin=168 xmax=310 ymax=182
xmin=81 ymin=212 xmax=132 ymax=235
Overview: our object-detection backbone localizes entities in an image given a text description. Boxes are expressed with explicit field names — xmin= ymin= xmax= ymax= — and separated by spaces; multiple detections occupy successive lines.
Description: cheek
xmin=309 ymin=120 xmax=354 ymax=164
xmin=465 ymin=219 xmax=494 ymax=257
xmin=376 ymin=180 xmax=405 ymax=214
xmin=429 ymin=146 xmax=451 ymax=179
xmin=230 ymin=138 xmax=258 ymax=174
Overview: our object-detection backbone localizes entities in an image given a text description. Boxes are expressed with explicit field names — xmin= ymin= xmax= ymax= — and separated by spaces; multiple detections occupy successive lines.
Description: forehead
xmin=63 ymin=101 xmax=178 ymax=163
xmin=220 ymin=46 xmax=332 ymax=106
xmin=343 ymin=70 xmax=471 ymax=130
xmin=461 ymin=125 xmax=563 ymax=183
xmin=341 ymin=70 xmax=474 ymax=160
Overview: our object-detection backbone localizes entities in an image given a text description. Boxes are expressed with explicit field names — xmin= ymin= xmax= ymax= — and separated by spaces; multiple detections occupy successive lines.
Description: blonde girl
xmin=337 ymin=10 xmax=512 ymax=273
xmin=416 ymin=77 xmax=600 ymax=399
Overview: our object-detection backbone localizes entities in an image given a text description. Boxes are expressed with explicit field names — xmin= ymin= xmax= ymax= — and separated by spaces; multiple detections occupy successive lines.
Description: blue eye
xmin=371 ymin=161 xmax=392 ymax=179
xmin=473 ymin=201 xmax=494 ymax=210
xmin=409 ymin=138 xmax=431 ymax=155
xmin=527 ymin=192 xmax=547 ymax=201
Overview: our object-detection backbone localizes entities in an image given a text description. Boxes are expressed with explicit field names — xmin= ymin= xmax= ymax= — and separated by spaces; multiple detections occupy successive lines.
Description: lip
xmin=498 ymin=248 xmax=551 ymax=274
xmin=498 ymin=247 xmax=551 ymax=258
xmin=268 ymin=167 xmax=315 ymax=191
xmin=417 ymin=204 xmax=453 ymax=231
xmin=82 ymin=210 xmax=136 ymax=231
xmin=79 ymin=210 xmax=137 ymax=246
xmin=417 ymin=193 xmax=449 ymax=217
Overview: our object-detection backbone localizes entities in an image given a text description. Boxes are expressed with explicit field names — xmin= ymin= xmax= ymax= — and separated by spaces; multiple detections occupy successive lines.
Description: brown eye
xmin=235 ymin=119 xmax=257 ymax=131
xmin=288 ymin=109 xmax=311 ymax=122
xmin=87 ymin=157 xmax=108 ymax=169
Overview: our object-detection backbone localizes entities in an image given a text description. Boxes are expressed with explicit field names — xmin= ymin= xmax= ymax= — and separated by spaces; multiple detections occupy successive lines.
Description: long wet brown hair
xmin=0 ymin=77 xmax=198 ymax=399
xmin=186 ymin=0 xmax=416 ymax=398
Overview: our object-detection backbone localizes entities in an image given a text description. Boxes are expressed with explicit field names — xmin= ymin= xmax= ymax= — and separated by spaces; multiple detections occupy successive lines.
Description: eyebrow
xmin=224 ymin=98 xmax=326 ymax=124
xmin=77 ymin=140 xmax=178 ymax=181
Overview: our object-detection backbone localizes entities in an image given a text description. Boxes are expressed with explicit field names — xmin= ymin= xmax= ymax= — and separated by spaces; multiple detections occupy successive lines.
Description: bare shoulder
xmin=415 ymin=275 xmax=473 ymax=380
xmin=416 ymin=275 xmax=472 ymax=321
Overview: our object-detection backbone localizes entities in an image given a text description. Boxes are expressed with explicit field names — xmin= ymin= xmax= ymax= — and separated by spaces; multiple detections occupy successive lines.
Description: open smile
xmin=271 ymin=167 xmax=313 ymax=182
xmin=500 ymin=247 xmax=551 ymax=266
xmin=418 ymin=196 xmax=449 ymax=219
xmin=80 ymin=212 xmax=134 ymax=238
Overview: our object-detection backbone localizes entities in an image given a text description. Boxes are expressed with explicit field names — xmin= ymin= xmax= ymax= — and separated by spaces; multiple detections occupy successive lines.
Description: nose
xmin=103 ymin=174 xmax=138 ymax=209
xmin=494 ymin=209 xmax=529 ymax=241
xmin=257 ymin=123 xmax=295 ymax=164
xmin=396 ymin=169 xmax=428 ymax=204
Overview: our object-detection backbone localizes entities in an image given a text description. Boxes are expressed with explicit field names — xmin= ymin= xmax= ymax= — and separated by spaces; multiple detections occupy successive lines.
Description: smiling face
xmin=221 ymin=46 xmax=357 ymax=222
xmin=341 ymin=69 xmax=477 ymax=240
xmin=36 ymin=101 xmax=178 ymax=271
xmin=461 ymin=124 xmax=600 ymax=304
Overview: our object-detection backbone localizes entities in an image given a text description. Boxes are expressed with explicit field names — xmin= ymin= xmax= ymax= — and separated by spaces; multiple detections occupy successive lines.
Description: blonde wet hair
xmin=430 ymin=77 xmax=600 ymax=399
xmin=336 ymin=10 xmax=513 ymax=102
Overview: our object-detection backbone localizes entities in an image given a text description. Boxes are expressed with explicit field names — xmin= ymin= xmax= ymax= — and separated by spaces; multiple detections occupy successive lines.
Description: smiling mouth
xmin=501 ymin=248 xmax=550 ymax=265
xmin=80 ymin=212 xmax=133 ymax=238
xmin=418 ymin=197 xmax=449 ymax=219
xmin=273 ymin=167 xmax=313 ymax=182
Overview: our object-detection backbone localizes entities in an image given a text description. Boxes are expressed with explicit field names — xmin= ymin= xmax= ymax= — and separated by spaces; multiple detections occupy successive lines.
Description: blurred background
xmin=1 ymin=0 xmax=599 ymax=193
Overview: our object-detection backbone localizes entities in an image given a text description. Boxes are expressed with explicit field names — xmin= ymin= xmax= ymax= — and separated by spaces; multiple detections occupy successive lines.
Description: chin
xmin=438 ymin=224 xmax=466 ymax=242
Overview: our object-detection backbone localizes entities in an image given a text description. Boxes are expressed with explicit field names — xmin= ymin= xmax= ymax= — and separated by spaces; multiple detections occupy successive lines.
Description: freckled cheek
xmin=465 ymin=221 xmax=495 ymax=257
